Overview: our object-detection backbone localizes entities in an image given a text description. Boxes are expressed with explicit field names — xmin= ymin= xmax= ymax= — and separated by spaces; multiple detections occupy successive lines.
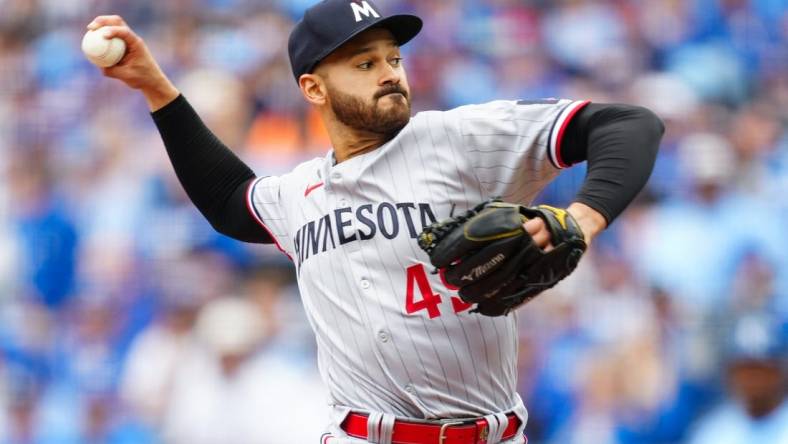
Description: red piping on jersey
xmin=555 ymin=100 xmax=591 ymax=168
xmin=245 ymin=178 xmax=293 ymax=261
xmin=304 ymin=181 xmax=324 ymax=197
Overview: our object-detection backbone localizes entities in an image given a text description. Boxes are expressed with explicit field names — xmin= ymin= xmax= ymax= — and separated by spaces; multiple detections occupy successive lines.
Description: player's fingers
xmin=86 ymin=15 xmax=128 ymax=31
xmin=531 ymin=230 xmax=551 ymax=249
xmin=523 ymin=219 xmax=552 ymax=250
xmin=100 ymin=66 xmax=126 ymax=77
xmin=97 ymin=25 xmax=141 ymax=46
xmin=523 ymin=218 xmax=544 ymax=237
xmin=100 ymin=67 xmax=119 ymax=80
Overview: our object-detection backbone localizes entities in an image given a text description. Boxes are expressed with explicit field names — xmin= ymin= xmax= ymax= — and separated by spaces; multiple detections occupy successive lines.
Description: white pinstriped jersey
xmin=247 ymin=99 xmax=589 ymax=422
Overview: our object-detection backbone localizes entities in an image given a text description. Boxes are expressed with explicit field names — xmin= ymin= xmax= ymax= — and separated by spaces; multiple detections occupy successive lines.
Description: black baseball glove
xmin=417 ymin=200 xmax=587 ymax=316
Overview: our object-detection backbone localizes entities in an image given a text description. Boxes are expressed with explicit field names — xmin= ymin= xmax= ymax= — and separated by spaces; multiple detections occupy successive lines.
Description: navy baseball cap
xmin=725 ymin=313 xmax=786 ymax=363
xmin=288 ymin=0 xmax=422 ymax=82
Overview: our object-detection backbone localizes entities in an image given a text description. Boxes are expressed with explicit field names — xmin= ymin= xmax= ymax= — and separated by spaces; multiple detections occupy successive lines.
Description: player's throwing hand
xmin=85 ymin=15 xmax=179 ymax=111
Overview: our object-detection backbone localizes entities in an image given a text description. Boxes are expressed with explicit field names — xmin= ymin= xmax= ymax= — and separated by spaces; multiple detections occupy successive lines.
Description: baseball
xmin=81 ymin=27 xmax=126 ymax=68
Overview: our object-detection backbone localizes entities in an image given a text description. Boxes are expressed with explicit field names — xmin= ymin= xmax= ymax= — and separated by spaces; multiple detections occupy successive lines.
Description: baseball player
xmin=87 ymin=1 xmax=663 ymax=443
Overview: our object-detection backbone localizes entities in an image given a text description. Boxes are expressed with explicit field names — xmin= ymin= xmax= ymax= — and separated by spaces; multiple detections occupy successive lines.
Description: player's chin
xmin=375 ymin=111 xmax=410 ymax=135
xmin=382 ymin=106 xmax=410 ymax=122
xmin=378 ymin=95 xmax=409 ymax=113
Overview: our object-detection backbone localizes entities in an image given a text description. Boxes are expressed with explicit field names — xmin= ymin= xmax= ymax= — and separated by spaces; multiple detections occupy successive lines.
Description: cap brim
xmin=306 ymin=14 xmax=423 ymax=75
xmin=375 ymin=14 xmax=423 ymax=47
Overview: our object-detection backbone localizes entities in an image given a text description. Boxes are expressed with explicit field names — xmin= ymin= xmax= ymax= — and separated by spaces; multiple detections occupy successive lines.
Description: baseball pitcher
xmin=87 ymin=1 xmax=663 ymax=443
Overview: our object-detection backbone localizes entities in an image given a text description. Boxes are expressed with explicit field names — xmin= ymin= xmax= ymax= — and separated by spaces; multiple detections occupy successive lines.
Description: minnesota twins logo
xmin=350 ymin=0 xmax=380 ymax=22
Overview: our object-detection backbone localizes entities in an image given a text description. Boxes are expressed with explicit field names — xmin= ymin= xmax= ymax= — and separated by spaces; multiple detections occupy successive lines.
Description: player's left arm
xmin=528 ymin=103 xmax=664 ymax=245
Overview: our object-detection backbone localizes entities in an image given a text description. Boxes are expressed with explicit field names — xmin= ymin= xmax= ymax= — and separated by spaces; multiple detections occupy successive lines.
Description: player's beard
xmin=327 ymin=83 xmax=411 ymax=137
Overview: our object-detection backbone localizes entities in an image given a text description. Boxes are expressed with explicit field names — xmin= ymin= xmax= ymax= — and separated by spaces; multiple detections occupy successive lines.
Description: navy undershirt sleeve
xmin=558 ymin=103 xmax=664 ymax=224
xmin=151 ymin=94 xmax=273 ymax=244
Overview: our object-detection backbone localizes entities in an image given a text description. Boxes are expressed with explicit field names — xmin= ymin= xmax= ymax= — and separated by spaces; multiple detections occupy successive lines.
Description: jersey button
xmin=360 ymin=279 xmax=370 ymax=289
xmin=331 ymin=172 xmax=342 ymax=181
xmin=377 ymin=330 xmax=389 ymax=343
xmin=339 ymin=199 xmax=349 ymax=207
xmin=404 ymin=384 xmax=415 ymax=394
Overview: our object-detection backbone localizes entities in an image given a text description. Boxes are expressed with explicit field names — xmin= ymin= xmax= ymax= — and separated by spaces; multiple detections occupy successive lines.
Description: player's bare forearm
xmin=524 ymin=202 xmax=605 ymax=250
xmin=141 ymin=78 xmax=180 ymax=112
xmin=567 ymin=202 xmax=607 ymax=244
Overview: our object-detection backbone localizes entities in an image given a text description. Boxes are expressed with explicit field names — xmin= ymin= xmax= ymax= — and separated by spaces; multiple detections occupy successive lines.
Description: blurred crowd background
xmin=0 ymin=0 xmax=786 ymax=443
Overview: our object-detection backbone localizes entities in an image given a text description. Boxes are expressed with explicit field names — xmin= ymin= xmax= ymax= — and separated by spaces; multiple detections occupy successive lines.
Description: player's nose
xmin=378 ymin=63 xmax=401 ymax=86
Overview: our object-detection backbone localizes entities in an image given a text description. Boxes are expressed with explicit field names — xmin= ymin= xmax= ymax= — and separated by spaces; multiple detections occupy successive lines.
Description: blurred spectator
xmin=119 ymin=289 xmax=202 ymax=427
xmin=541 ymin=1 xmax=628 ymax=75
xmin=121 ymin=266 xmax=325 ymax=443
xmin=1 ymin=367 xmax=45 ymax=444
xmin=0 ymin=1 xmax=785 ymax=443
xmin=119 ymin=247 xmax=239 ymax=426
xmin=158 ymin=295 xmax=327 ymax=444
xmin=9 ymin=149 xmax=78 ymax=309
xmin=687 ymin=314 xmax=788 ymax=444
xmin=638 ymin=132 xmax=782 ymax=312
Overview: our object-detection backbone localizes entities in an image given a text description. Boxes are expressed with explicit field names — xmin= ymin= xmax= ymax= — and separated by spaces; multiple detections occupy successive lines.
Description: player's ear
xmin=299 ymin=74 xmax=327 ymax=106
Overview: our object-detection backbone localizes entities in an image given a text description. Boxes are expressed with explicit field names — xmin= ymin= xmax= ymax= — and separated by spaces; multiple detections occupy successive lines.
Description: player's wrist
xmin=567 ymin=202 xmax=606 ymax=243
xmin=142 ymin=76 xmax=180 ymax=112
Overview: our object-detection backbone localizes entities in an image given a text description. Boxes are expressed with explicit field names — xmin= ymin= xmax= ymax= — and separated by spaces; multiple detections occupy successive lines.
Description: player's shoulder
xmin=450 ymin=99 xmax=521 ymax=113
xmin=414 ymin=98 xmax=573 ymax=122
xmin=288 ymin=156 xmax=325 ymax=176
xmin=414 ymin=100 xmax=517 ymax=118
xmin=410 ymin=100 xmax=519 ymax=130
xmin=263 ymin=156 xmax=323 ymax=181
xmin=253 ymin=155 xmax=325 ymax=193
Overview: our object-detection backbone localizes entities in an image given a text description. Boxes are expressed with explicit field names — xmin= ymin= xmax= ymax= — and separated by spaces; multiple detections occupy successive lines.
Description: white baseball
xmin=81 ymin=27 xmax=126 ymax=68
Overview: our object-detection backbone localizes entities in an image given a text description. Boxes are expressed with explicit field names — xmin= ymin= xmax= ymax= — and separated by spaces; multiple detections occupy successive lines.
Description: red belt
xmin=341 ymin=412 xmax=521 ymax=444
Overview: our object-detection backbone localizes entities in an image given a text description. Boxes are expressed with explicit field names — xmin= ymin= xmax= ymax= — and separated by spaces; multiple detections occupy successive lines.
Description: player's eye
xmin=389 ymin=57 xmax=403 ymax=67
xmin=357 ymin=61 xmax=372 ymax=70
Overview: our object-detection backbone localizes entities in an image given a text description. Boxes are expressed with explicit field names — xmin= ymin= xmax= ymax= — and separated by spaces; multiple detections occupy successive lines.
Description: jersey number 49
xmin=405 ymin=264 xmax=473 ymax=318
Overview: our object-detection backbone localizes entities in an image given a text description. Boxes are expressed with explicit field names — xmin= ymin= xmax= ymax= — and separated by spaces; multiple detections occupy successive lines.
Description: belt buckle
xmin=438 ymin=421 xmax=464 ymax=444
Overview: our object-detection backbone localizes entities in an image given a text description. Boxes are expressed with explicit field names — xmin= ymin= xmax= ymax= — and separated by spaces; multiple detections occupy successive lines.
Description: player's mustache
xmin=374 ymin=85 xmax=408 ymax=100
